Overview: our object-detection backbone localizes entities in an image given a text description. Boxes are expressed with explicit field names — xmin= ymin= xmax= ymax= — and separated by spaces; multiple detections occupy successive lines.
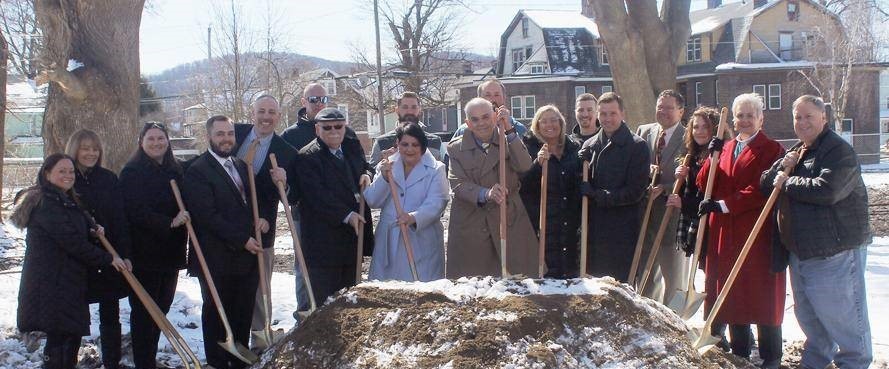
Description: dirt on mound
xmin=254 ymin=277 xmax=755 ymax=369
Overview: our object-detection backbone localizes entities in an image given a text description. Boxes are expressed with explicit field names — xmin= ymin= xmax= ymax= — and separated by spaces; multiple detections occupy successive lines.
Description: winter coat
xmin=233 ymin=123 xmax=299 ymax=249
xmin=364 ymin=151 xmax=449 ymax=281
xmin=519 ymin=133 xmax=583 ymax=278
xmin=760 ymin=127 xmax=871 ymax=270
xmin=580 ymin=122 xmax=650 ymax=282
xmin=13 ymin=186 xmax=113 ymax=336
xmin=697 ymin=131 xmax=785 ymax=325
xmin=74 ymin=166 xmax=132 ymax=302
xmin=119 ymin=155 xmax=188 ymax=272
xmin=568 ymin=120 xmax=599 ymax=145
xmin=296 ymin=138 xmax=375 ymax=267
xmin=445 ymin=129 xmax=539 ymax=278
xmin=676 ymin=156 xmax=706 ymax=256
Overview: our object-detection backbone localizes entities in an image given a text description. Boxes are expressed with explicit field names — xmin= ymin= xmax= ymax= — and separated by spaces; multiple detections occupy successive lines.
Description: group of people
xmin=11 ymin=76 xmax=872 ymax=369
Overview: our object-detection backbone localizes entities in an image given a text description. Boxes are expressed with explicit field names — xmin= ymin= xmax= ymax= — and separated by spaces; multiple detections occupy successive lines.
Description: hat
xmin=315 ymin=108 xmax=346 ymax=122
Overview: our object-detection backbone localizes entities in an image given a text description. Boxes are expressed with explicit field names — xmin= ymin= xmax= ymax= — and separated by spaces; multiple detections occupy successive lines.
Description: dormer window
xmin=788 ymin=1 xmax=800 ymax=21
xmin=600 ymin=43 xmax=609 ymax=65
xmin=687 ymin=37 xmax=702 ymax=62
xmin=522 ymin=18 xmax=529 ymax=38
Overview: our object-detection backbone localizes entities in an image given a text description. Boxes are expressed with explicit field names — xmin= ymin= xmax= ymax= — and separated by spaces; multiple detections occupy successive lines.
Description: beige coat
xmin=446 ymin=130 xmax=539 ymax=278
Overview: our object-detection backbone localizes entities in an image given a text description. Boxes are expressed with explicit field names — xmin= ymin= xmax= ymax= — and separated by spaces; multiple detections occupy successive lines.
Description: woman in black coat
xmin=520 ymin=105 xmax=583 ymax=278
xmin=65 ymin=129 xmax=132 ymax=369
xmin=11 ymin=153 xmax=126 ymax=369
xmin=119 ymin=122 xmax=189 ymax=369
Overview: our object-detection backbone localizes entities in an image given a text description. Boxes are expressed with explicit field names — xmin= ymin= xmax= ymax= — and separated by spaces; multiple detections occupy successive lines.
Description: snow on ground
xmin=862 ymin=164 xmax=889 ymax=187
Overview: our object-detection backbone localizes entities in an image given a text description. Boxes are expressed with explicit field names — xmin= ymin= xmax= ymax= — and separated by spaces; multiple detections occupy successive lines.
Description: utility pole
xmin=374 ymin=0 xmax=385 ymax=136
xmin=207 ymin=25 xmax=212 ymax=61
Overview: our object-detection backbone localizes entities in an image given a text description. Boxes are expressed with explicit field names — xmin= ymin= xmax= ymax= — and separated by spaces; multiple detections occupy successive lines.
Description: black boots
xmin=43 ymin=334 xmax=79 ymax=369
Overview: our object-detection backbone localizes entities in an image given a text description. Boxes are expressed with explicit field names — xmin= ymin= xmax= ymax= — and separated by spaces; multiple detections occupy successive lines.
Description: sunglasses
xmin=144 ymin=122 xmax=166 ymax=130
xmin=307 ymin=96 xmax=330 ymax=104
xmin=321 ymin=124 xmax=344 ymax=131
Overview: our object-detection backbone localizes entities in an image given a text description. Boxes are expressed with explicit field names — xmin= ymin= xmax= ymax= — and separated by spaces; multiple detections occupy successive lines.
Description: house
xmin=4 ymin=81 xmax=46 ymax=158
xmin=455 ymin=0 xmax=886 ymax=163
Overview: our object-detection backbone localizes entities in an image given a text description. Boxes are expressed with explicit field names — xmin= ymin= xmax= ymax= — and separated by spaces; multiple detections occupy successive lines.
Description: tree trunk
xmin=35 ymin=0 xmax=145 ymax=172
xmin=1 ymin=32 xmax=8 ymax=196
xmin=585 ymin=0 xmax=690 ymax=129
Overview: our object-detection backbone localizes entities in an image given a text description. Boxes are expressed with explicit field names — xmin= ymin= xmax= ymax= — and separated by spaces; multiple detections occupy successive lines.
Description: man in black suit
xmin=183 ymin=115 xmax=263 ymax=369
xmin=296 ymin=108 xmax=374 ymax=304
xmin=232 ymin=95 xmax=294 ymax=348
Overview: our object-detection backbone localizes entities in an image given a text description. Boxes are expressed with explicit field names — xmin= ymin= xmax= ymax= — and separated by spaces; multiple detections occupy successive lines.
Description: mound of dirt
xmin=254 ymin=277 xmax=755 ymax=369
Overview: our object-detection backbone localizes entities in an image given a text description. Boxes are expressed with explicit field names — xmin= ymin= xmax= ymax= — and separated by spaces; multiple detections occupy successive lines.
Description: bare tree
xmin=0 ymin=0 xmax=39 ymax=78
xmin=583 ymin=0 xmax=691 ymax=129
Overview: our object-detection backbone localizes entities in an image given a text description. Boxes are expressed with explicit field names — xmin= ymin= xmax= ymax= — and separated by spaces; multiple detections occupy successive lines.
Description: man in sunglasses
xmin=231 ymin=94 xmax=296 ymax=350
xmin=295 ymin=108 xmax=374 ymax=307
xmin=445 ymin=97 xmax=538 ymax=278
xmin=369 ymin=91 xmax=443 ymax=166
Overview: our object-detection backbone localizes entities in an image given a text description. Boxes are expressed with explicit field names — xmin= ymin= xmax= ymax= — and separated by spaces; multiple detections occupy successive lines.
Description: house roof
xmin=497 ymin=10 xmax=600 ymax=75
xmin=522 ymin=10 xmax=599 ymax=38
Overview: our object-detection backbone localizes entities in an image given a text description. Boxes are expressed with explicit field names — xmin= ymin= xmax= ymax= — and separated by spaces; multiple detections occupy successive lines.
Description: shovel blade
xmin=680 ymin=291 xmax=706 ymax=320
xmin=689 ymin=327 xmax=721 ymax=353
xmin=218 ymin=339 xmax=259 ymax=365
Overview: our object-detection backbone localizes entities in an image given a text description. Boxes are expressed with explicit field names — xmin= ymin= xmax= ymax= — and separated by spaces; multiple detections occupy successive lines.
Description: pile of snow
xmin=255 ymin=277 xmax=755 ymax=369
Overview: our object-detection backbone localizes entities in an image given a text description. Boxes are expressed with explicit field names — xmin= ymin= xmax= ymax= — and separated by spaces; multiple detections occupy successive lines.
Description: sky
xmin=138 ymin=0 xmax=719 ymax=76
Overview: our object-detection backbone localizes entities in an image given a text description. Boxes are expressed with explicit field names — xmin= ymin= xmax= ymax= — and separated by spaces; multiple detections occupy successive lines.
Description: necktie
xmin=655 ymin=130 xmax=666 ymax=166
xmin=335 ymin=149 xmax=344 ymax=160
xmin=224 ymin=159 xmax=246 ymax=201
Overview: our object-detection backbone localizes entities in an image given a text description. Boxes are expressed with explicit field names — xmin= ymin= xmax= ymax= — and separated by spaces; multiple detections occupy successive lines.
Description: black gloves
xmin=697 ymin=199 xmax=724 ymax=217
xmin=580 ymin=182 xmax=595 ymax=198
xmin=578 ymin=146 xmax=593 ymax=162
xmin=708 ymin=137 xmax=724 ymax=153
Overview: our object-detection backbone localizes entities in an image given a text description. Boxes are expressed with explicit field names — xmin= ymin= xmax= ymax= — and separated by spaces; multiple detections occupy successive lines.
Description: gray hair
xmin=792 ymin=95 xmax=826 ymax=112
xmin=464 ymin=97 xmax=493 ymax=118
xmin=732 ymin=93 xmax=764 ymax=117
xmin=253 ymin=94 xmax=279 ymax=106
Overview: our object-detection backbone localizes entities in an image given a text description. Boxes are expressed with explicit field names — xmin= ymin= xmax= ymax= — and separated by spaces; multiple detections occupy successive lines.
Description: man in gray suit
xmin=634 ymin=89 xmax=689 ymax=303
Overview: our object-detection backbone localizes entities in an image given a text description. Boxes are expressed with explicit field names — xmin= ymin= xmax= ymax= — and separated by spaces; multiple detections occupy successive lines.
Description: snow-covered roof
xmin=689 ymin=1 xmax=753 ymax=35
xmin=521 ymin=10 xmax=599 ymax=38
xmin=715 ymin=60 xmax=816 ymax=70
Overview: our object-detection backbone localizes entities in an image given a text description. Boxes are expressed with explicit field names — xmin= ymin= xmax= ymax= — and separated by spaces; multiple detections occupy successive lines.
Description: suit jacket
xmin=296 ymin=138 xmax=375 ymax=267
xmin=636 ymin=122 xmax=688 ymax=188
xmin=183 ymin=152 xmax=257 ymax=277
xmin=445 ymin=130 xmax=539 ymax=278
xmin=233 ymin=123 xmax=299 ymax=248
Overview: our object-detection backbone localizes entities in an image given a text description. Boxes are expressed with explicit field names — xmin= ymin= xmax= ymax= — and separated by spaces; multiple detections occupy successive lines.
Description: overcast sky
xmin=138 ymin=0 xmax=717 ymax=75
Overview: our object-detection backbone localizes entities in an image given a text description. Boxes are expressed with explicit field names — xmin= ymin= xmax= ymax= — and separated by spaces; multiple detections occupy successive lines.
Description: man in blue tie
xmin=295 ymin=108 xmax=374 ymax=306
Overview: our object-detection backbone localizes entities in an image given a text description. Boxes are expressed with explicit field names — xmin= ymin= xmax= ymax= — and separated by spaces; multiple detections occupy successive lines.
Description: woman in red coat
xmin=696 ymin=93 xmax=785 ymax=368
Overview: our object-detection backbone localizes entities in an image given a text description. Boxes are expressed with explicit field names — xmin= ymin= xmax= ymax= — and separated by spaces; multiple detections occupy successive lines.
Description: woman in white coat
xmin=365 ymin=123 xmax=449 ymax=281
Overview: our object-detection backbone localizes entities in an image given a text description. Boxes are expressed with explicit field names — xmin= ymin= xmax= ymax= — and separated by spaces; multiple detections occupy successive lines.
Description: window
xmin=510 ymin=95 xmax=536 ymax=119
xmin=768 ymin=84 xmax=781 ymax=110
xmin=530 ymin=65 xmax=545 ymax=74
xmin=779 ymin=32 xmax=793 ymax=60
xmin=522 ymin=18 xmax=529 ymax=38
xmin=753 ymin=84 xmax=767 ymax=105
xmin=600 ymin=43 xmax=609 ymax=65
xmin=337 ymin=104 xmax=349 ymax=123
xmin=511 ymin=48 xmax=526 ymax=72
xmin=320 ymin=78 xmax=337 ymax=96
xmin=575 ymin=86 xmax=586 ymax=97
xmin=842 ymin=118 xmax=853 ymax=132
xmin=788 ymin=1 xmax=800 ymax=21
xmin=602 ymin=85 xmax=613 ymax=94
xmin=687 ymin=37 xmax=702 ymax=62
xmin=695 ymin=82 xmax=704 ymax=106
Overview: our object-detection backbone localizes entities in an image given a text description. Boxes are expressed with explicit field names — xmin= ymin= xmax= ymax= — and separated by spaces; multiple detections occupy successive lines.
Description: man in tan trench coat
xmin=446 ymin=97 xmax=539 ymax=278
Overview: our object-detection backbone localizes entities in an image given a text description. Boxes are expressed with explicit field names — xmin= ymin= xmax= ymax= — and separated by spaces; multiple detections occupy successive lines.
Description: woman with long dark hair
xmin=118 ymin=122 xmax=189 ymax=369
xmin=64 ymin=129 xmax=132 ymax=369
xmin=12 ymin=153 xmax=126 ymax=369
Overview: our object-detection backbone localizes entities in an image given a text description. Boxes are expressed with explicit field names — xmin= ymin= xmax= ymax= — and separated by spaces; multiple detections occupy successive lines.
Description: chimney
xmin=754 ymin=0 xmax=768 ymax=8
xmin=707 ymin=0 xmax=722 ymax=8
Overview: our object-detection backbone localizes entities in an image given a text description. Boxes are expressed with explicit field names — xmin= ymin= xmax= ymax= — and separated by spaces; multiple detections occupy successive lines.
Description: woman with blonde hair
xmin=65 ymin=129 xmax=132 ymax=369
xmin=519 ymin=105 xmax=584 ymax=278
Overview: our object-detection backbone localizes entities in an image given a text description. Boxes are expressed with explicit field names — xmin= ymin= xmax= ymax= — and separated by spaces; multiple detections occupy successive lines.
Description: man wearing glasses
xmin=295 ymin=108 xmax=374 ymax=305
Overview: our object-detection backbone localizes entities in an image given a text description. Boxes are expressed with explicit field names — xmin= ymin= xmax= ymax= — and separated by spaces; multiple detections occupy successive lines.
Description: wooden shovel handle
xmin=628 ymin=165 xmax=661 ymax=285
xmin=386 ymin=170 xmax=420 ymax=281
xmin=244 ymin=141 xmax=272 ymax=334
xmin=580 ymin=160 xmax=590 ymax=277
xmin=538 ymin=154 xmax=549 ymax=279
xmin=356 ymin=182 xmax=367 ymax=283
xmin=498 ymin=122 xmax=509 ymax=278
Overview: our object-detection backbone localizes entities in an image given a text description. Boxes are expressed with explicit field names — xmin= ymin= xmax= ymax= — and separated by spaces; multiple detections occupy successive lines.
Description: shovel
xmin=90 ymin=222 xmax=201 ymax=369
xmin=243 ymin=140 xmax=276 ymax=349
xmin=668 ymin=107 xmax=729 ymax=319
xmin=537 ymin=144 xmax=549 ymax=279
xmin=386 ymin=168 xmax=420 ymax=281
xmin=691 ymin=148 xmax=806 ymax=351
xmin=637 ymin=154 xmax=693 ymax=302
xmin=170 ymin=180 xmax=259 ymax=365
xmin=627 ymin=165 xmax=661 ymax=285
xmin=269 ymin=154 xmax=317 ymax=314
xmin=579 ymin=160 xmax=590 ymax=277
xmin=356 ymin=182 xmax=368 ymax=283
xmin=498 ymin=118 xmax=510 ymax=279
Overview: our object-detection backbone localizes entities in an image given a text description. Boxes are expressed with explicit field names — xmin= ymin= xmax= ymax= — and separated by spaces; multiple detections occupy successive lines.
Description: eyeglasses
xmin=320 ymin=124 xmax=344 ymax=131
xmin=307 ymin=96 xmax=330 ymax=104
